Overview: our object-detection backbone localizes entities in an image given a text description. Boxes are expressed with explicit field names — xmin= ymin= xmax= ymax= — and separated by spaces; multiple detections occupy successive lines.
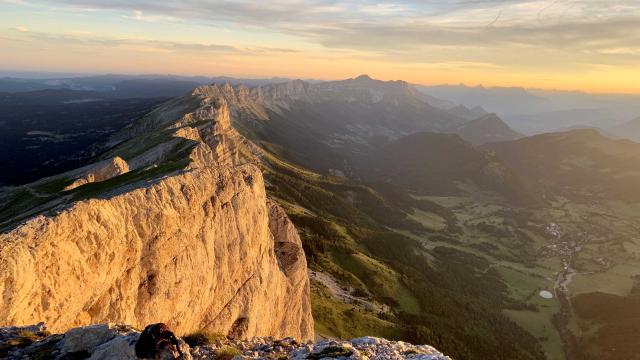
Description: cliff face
xmin=0 ymin=87 xmax=313 ymax=340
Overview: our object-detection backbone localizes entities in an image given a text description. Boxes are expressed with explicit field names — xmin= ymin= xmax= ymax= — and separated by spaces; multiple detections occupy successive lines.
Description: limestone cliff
xmin=0 ymin=86 xmax=313 ymax=340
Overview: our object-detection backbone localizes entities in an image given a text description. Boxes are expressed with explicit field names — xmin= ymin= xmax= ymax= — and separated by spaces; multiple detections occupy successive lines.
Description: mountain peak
xmin=609 ymin=115 xmax=640 ymax=142
xmin=476 ymin=113 xmax=502 ymax=122
xmin=455 ymin=113 xmax=522 ymax=145
xmin=354 ymin=74 xmax=373 ymax=81
xmin=447 ymin=104 xmax=488 ymax=120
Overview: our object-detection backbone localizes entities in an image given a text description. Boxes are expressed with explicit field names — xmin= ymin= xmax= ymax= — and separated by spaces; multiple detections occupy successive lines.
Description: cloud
xmin=67 ymin=30 xmax=94 ymax=36
xmin=298 ymin=16 xmax=640 ymax=51
xmin=9 ymin=0 xmax=640 ymax=69
xmin=120 ymin=9 xmax=178 ymax=22
xmin=359 ymin=3 xmax=406 ymax=15
xmin=7 ymin=27 xmax=297 ymax=55
xmin=31 ymin=0 xmax=346 ymax=25
xmin=597 ymin=47 xmax=640 ymax=55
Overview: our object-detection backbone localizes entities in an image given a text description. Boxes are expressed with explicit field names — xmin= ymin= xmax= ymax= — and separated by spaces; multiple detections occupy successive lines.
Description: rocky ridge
xmin=0 ymin=86 xmax=313 ymax=340
xmin=199 ymin=75 xmax=426 ymax=109
xmin=188 ymin=77 xmax=468 ymax=178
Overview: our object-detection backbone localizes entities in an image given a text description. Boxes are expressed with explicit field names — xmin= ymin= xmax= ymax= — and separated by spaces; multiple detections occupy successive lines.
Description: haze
xmin=2 ymin=0 xmax=640 ymax=93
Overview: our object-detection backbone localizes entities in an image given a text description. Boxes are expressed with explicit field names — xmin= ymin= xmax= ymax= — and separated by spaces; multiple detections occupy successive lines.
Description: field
xmin=405 ymin=187 xmax=640 ymax=360
xmin=260 ymin=146 xmax=546 ymax=360
xmin=408 ymin=208 xmax=447 ymax=231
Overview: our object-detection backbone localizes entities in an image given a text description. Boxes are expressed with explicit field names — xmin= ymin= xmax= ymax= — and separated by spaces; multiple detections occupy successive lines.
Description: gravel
xmin=1 ymin=323 xmax=452 ymax=360
xmin=190 ymin=336 xmax=451 ymax=360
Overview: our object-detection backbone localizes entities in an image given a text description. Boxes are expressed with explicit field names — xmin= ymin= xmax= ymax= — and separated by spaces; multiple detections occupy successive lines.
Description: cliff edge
xmin=0 ymin=86 xmax=313 ymax=340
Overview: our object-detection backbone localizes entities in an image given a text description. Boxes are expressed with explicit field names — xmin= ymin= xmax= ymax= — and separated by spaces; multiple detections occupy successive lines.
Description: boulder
xmin=88 ymin=332 xmax=139 ymax=360
xmin=59 ymin=323 xmax=118 ymax=356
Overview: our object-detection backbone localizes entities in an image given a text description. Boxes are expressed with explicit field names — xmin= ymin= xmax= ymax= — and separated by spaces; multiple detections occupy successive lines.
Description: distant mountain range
xmin=446 ymin=104 xmax=487 ymax=120
xmin=197 ymin=75 xmax=469 ymax=174
xmin=608 ymin=116 xmax=640 ymax=142
xmin=0 ymin=75 xmax=524 ymax=185
xmin=417 ymin=84 xmax=640 ymax=136
xmin=453 ymin=113 xmax=523 ymax=145
xmin=6 ymin=72 xmax=640 ymax=140
xmin=485 ymin=128 xmax=640 ymax=202
xmin=0 ymin=74 xmax=294 ymax=98
xmin=417 ymin=84 xmax=552 ymax=115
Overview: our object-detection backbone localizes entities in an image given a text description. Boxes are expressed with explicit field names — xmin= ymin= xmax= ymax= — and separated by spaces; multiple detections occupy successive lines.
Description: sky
xmin=1 ymin=0 xmax=639 ymax=93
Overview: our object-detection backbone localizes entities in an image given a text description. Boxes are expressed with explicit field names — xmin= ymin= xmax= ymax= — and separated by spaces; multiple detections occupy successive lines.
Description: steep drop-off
xmin=0 ymin=86 xmax=313 ymax=340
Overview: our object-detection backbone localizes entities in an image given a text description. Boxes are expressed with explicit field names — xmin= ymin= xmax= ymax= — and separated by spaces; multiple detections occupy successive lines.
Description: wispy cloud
xmin=7 ymin=27 xmax=297 ymax=55
xmin=120 ymin=9 xmax=178 ymax=23
xmin=20 ymin=0 xmax=640 ymax=63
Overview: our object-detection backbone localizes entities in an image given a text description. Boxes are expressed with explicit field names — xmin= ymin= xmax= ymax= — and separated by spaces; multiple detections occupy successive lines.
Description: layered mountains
xmin=609 ymin=116 xmax=640 ymax=142
xmin=454 ymin=113 xmax=523 ymax=145
xmin=2 ymin=75 xmax=640 ymax=360
xmin=197 ymin=75 xmax=520 ymax=175
xmin=485 ymin=129 xmax=640 ymax=202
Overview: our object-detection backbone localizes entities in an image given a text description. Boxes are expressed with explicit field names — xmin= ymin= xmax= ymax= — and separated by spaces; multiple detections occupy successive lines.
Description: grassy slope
xmin=260 ymin=136 xmax=639 ymax=360
xmin=311 ymin=281 xmax=401 ymax=340
xmin=258 ymin=142 xmax=546 ymax=360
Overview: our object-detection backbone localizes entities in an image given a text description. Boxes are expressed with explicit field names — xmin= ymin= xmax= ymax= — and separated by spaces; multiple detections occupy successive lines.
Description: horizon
xmin=2 ymin=0 xmax=640 ymax=94
xmin=2 ymin=69 xmax=640 ymax=96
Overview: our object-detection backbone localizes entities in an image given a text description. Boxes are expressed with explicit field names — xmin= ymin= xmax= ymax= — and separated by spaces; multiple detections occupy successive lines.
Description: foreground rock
xmin=0 ymin=323 xmax=451 ymax=360
xmin=190 ymin=336 xmax=451 ymax=360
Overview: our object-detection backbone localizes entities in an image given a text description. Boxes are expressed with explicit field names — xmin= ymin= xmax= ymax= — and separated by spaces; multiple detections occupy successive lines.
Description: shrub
xmin=307 ymin=346 xmax=353 ymax=359
xmin=182 ymin=331 xmax=225 ymax=347
xmin=214 ymin=346 xmax=242 ymax=360
xmin=0 ymin=330 xmax=49 ymax=358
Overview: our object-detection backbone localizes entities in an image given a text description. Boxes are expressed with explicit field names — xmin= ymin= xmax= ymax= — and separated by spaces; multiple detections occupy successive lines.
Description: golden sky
xmin=1 ymin=0 xmax=639 ymax=93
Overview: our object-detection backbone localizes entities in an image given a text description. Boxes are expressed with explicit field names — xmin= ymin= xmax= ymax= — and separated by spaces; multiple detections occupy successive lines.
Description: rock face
xmin=0 ymin=87 xmax=313 ymax=340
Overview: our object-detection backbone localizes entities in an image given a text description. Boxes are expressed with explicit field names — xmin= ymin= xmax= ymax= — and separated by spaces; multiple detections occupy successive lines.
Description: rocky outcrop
xmin=0 ymin=87 xmax=313 ymax=340
xmin=64 ymin=156 xmax=130 ymax=191
xmin=0 ymin=323 xmax=451 ymax=360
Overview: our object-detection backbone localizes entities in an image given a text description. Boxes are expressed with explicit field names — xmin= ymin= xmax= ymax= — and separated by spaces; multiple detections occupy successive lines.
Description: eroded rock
xmin=59 ymin=323 xmax=118 ymax=356
xmin=64 ymin=156 xmax=130 ymax=191
xmin=0 ymin=89 xmax=313 ymax=341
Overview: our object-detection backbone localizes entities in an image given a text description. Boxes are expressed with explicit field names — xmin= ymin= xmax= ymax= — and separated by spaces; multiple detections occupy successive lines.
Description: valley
xmin=0 ymin=90 xmax=169 ymax=185
xmin=225 ymin=77 xmax=640 ymax=360
xmin=405 ymin=191 xmax=640 ymax=360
